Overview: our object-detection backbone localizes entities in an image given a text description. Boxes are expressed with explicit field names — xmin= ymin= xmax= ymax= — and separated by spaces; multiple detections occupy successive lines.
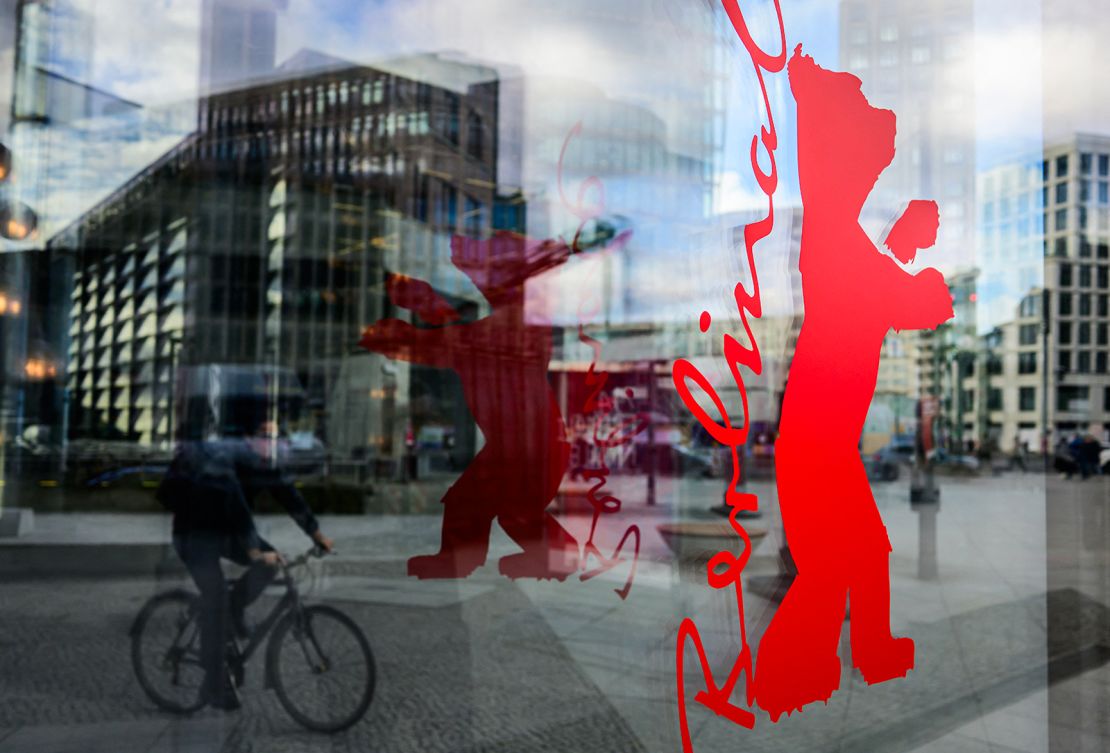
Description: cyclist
xmin=158 ymin=403 xmax=333 ymax=711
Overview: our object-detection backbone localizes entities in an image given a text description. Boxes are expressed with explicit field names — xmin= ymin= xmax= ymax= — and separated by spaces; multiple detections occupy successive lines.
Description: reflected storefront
xmin=0 ymin=0 xmax=1109 ymax=751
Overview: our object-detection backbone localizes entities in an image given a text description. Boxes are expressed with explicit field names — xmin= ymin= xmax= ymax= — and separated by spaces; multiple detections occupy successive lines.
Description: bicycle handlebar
xmin=281 ymin=544 xmax=333 ymax=572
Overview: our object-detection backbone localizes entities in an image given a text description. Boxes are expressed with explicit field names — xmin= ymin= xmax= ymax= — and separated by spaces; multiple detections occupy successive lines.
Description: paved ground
xmin=0 ymin=471 xmax=1107 ymax=752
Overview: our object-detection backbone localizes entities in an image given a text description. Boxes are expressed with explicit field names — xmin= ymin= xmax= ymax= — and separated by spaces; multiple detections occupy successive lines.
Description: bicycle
xmin=130 ymin=546 xmax=375 ymax=732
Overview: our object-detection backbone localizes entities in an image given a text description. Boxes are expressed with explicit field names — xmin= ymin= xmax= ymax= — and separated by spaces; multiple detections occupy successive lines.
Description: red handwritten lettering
xmin=558 ymin=123 xmax=641 ymax=600
xmin=673 ymin=2 xmax=785 ymax=747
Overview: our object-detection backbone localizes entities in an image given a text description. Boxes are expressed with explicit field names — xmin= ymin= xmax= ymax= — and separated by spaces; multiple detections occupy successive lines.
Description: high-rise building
xmin=199 ymin=0 xmax=286 ymax=95
xmin=839 ymin=0 xmax=976 ymax=272
xmin=49 ymin=53 xmax=513 ymax=475
xmin=968 ymin=134 xmax=1110 ymax=450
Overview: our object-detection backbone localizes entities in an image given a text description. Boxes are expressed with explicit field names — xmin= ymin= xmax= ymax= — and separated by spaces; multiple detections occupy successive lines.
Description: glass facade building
xmin=0 ymin=2 xmax=1108 ymax=752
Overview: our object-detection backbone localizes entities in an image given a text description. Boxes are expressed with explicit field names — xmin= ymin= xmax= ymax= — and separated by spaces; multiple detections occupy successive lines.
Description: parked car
xmin=930 ymin=447 xmax=981 ymax=473
xmin=865 ymin=436 xmax=915 ymax=481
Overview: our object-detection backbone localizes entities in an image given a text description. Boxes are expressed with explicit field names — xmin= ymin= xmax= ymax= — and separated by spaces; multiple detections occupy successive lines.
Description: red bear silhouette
xmin=753 ymin=48 xmax=954 ymax=720
xmin=359 ymin=232 xmax=580 ymax=580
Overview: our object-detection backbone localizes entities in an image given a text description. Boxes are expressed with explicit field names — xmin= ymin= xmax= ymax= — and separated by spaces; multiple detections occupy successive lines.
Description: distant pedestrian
xmin=1010 ymin=438 xmax=1028 ymax=473
xmin=1055 ymin=437 xmax=1078 ymax=478
xmin=1069 ymin=434 xmax=1096 ymax=479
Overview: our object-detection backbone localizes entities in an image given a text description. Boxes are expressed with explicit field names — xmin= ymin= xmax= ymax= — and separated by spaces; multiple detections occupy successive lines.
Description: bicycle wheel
xmin=266 ymin=605 xmax=375 ymax=732
xmin=130 ymin=590 xmax=207 ymax=714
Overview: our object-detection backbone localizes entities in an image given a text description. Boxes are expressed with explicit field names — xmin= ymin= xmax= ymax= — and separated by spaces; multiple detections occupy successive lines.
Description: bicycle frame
xmin=233 ymin=571 xmax=302 ymax=669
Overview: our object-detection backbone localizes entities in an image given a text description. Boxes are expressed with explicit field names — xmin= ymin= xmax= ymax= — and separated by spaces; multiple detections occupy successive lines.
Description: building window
xmin=467 ymin=111 xmax=483 ymax=160
xmin=1059 ymin=263 xmax=1072 ymax=286
xmin=1019 ymin=323 xmax=1038 ymax=345
xmin=1079 ymin=293 xmax=1091 ymax=316
xmin=1081 ymin=153 xmax=1092 ymax=174
xmin=1079 ymin=321 xmax=1091 ymax=344
xmin=1080 ymin=265 xmax=1092 ymax=287
xmin=1099 ymin=294 xmax=1109 ymax=317
xmin=1100 ymin=154 xmax=1110 ymax=176
xmin=1056 ymin=182 xmax=1068 ymax=204
xmin=1101 ymin=182 xmax=1109 ymax=204
xmin=1019 ymin=387 xmax=1036 ymax=412
xmin=1055 ymin=209 xmax=1067 ymax=231
xmin=1059 ymin=321 xmax=1072 ymax=344
xmin=1099 ymin=266 xmax=1109 ymax=289
xmin=987 ymin=388 xmax=1003 ymax=411
xmin=1059 ymin=292 xmax=1072 ymax=316
xmin=961 ymin=389 xmax=975 ymax=410
xmin=1099 ymin=323 xmax=1109 ymax=345
xmin=1078 ymin=351 xmax=1091 ymax=373
xmin=1054 ymin=237 xmax=1067 ymax=257
xmin=1057 ymin=385 xmax=1089 ymax=412
xmin=1097 ymin=352 xmax=1108 ymax=374
xmin=1056 ymin=154 xmax=1069 ymax=177
xmin=1018 ymin=352 xmax=1038 ymax=374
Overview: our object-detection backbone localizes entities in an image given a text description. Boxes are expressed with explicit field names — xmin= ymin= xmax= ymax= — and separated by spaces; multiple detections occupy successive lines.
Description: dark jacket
xmin=158 ymin=438 xmax=319 ymax=549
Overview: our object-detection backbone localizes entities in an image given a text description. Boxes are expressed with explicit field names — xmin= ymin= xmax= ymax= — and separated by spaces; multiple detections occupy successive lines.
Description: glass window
xmin=3 ymin=5 xmax=1106 ymax=752
xmin=1019 ymin=352 xmax=1038 ymax=374
xmin=1019 ymin=386 xmax=1036 ymax=411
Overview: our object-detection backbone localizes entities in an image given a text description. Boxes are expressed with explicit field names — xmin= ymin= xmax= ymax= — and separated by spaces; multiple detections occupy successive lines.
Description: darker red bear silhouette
xmin=359 ymin=232 xmax=579 ymax=580
xmin=754 ymin=48 xmax=954 ymax=720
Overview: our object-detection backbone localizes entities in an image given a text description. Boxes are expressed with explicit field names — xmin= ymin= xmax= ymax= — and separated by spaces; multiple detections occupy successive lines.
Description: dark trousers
xmin=173 ymin=531 xmax=276 ymax=697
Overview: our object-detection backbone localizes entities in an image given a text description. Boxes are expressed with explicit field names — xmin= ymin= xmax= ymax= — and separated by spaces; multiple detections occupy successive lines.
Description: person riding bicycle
xmin=158 ymin=402 xmax=333 ymax=711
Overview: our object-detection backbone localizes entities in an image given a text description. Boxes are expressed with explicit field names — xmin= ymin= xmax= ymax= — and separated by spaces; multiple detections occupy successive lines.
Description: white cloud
xmin=79 ymin=0 xmax=200 ymax=106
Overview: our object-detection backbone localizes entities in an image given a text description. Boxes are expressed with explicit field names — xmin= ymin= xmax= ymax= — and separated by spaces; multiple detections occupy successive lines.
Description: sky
xmin=11 ymin=0 xmax=1110 ymax=331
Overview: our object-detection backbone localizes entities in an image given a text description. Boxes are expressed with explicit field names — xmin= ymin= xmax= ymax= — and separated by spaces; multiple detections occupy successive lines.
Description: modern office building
xmin=966 ymin=134 xmax=1110 ymax=450
xmin=200 ymin=0 xmax=287 ymax=95
xmin=839 ymin=0 xmax=977 ymax=272
xmin=48 ymin=53 xmax=512 ymax=472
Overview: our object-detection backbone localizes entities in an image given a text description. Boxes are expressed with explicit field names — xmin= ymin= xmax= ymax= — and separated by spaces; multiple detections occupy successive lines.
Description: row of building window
xmin=1058 ymin=263 xmax=1110 ymax=288
xmin=1057 ymin=291 xmax=1109 ymax=317
xmin=1050 ymin=237 xmax=1110 ymax=258
xmin=963 ymin=385 xmax=1110 ymax=414
xmin=1044 ymin=153 xmax=1110 ymax=180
